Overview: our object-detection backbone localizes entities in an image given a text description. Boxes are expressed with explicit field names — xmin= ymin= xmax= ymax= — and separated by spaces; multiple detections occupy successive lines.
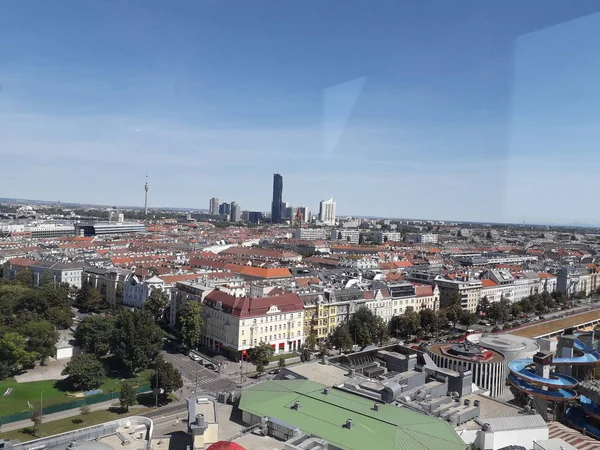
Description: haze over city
xmin=2 ymin=1 xmax=600 ymax=224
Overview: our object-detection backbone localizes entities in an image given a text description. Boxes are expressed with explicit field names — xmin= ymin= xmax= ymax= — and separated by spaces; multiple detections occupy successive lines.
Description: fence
xmin=0 ymin=385 xmax=151 ymax=425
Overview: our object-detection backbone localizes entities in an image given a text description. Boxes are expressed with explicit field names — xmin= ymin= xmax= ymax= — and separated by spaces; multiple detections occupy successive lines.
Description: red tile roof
xmin=204 ymin=291 xmax=303 ymax=318
xmin=6 ymin=257 xmax=36 ymax=267
xmin=481 ymin=279 xmax=498 ymax=288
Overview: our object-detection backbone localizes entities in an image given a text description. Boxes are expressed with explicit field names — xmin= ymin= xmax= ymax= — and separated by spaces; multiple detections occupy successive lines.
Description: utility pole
xmin=155 ymin=368 xmax=159 ymax=408
xmin=40 ymin=391 xmax=44 ymax=437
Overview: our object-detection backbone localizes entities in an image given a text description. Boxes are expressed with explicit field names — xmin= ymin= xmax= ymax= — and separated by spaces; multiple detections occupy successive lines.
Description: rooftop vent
xmin=292 ymin=401 xmax=301 ymax=410
xmin=323 ymin=388 xmax=330 ymax=395
xmin=373 ymin=403 xmax=380 ymax=412
xmin=345 ymin=419 xmax=353 ymax=429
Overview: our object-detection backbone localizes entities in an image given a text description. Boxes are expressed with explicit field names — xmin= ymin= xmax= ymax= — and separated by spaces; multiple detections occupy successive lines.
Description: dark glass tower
xmin=271 ymin=173 xmax=283 ymax=224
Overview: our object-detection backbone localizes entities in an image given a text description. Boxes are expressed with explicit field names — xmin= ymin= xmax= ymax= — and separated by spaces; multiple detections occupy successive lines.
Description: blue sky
xmin=1 ymin=1 xmax=600 ymax=224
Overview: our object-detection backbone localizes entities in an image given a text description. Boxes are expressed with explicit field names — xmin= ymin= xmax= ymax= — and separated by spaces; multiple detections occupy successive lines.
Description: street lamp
xmin=40 ymin=391 xmax=44 ymax=437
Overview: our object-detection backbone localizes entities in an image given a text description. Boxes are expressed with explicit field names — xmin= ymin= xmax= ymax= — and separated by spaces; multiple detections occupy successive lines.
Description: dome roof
xmin=207 ymin=442 xmax=246 ymax=450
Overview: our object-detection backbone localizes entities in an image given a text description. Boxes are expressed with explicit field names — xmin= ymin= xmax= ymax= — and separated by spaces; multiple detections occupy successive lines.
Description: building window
xmin=253 ymin=319 xmax=257 ymax=324
xmin=297 ymin=331 xmax=300 ymax=336
xmin=297 ymin=313 xmax=301 ymax=317
xmin=241 ymin=330 xmax=244 ymax=335
xmin=242 ymin=340 xmax=246 ymax=345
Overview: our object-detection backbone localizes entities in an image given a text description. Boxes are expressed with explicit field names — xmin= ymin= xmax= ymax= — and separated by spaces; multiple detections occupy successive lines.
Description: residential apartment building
xmin=122 ymin=275 xmax=165 ymax=309
xmin=364 ymin=288 xmax=393 ymax=323
xmin=331 ymin=229 xmax=360 ymax=244
xmin=201 ymin=290 xmax=304 ymax=358
xmin=408 ymin=233 xmax=438 ymax=244
xmin=83 ymin=267 xmax=132 ymax=308
xmin=300 ymin=289 xmax=369 ymax=341
xmin=293 ymin=228 xmax=329 ymax=240
xmin=436 ymin=278 xmax=482 ymax=312
xmin=318 ymin=197 xmax=336 ymax=226
xmin=538 ymin=272 xmax=558 ymax=293
xmin=3 ymin=258 xmax=83 ymax=288
xmin=557 ymin=267 xmax=592 ymax=296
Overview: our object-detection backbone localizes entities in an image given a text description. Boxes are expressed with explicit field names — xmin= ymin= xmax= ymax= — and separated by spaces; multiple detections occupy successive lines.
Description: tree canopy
xmin=248 ymin=342 xmax=274 ymax=374
xmin=62 ymin=354 xmax=106 ymax=391
xmin=328 ymin=323 xmax=353 ymax=352
xmin=177 ymin=301 xmax=204 ymax=349
xmin=111 ymin=310 xmax=163 ymax=375
xmin=21 ymin=320 xmax=59 ymax=361
xmin=75 ymin=283 xmax=104 ymax=312
xmin=348 ymin=307 xmax=388 ymax=348
xmin=150 ymin=359 xmax=183 ymax=405
xmin=74 ymin=315 xmax=116 ymax=357
xmin=120 ymin=382 xmax=137 ymax=412
xmin=144 ymin=288 xmax=169 ymax=322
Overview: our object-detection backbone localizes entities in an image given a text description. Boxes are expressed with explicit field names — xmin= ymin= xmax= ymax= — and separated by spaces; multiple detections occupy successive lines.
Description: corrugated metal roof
xmin=482 ymin=414 xmax=547 ymax=432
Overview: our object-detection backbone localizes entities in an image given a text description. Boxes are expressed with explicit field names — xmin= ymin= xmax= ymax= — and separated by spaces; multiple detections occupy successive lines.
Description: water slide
xmin=508 ymin=334 xmax=600 ymax=401
xmin=566 ymin=406 xmax=600 ymax=440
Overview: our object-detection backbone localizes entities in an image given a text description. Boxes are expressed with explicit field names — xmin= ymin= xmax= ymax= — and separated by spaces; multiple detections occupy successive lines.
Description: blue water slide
xmin=567 ymin=406 xmax=600 ymax=439
xmin=509 ymin=359 xmax=579 ymax=388
xmin=508 ymin=373 xmax=577 ymax=401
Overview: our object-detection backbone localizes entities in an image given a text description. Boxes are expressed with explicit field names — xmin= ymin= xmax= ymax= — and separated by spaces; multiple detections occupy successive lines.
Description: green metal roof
xmin=239 ymin=380 xmax=466 ymax=450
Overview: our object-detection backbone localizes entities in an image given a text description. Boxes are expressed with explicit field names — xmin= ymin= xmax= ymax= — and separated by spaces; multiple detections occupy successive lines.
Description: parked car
xmin=268 ymin=369 xmax=280 ymax=375
xmin=205 ymin=363 xmax=216 ymax=370
xmin=190 ymin=354 xmax=201 ymax=361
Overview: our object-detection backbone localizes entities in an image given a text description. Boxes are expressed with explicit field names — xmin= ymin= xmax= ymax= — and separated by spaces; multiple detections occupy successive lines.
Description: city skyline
xmin=2 ymin=2 xmax=600 ymax=224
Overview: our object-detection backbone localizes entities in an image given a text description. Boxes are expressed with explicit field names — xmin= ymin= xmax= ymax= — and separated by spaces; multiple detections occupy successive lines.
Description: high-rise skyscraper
xmin=219 ymin=202 xmax=231 ymax=216
xmin=319 ymin=197 xmax=336 ymax=226
xmin=209 ymin=197 xmax=219 ymax=215
xmin=230 ymin=202 xmax=241 ymax=222
xmin=271 ymin=173 xmax=283 ymax=224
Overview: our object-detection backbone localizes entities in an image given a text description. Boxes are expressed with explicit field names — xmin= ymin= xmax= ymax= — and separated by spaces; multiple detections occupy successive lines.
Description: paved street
xmin=162 ymin=351 xmax=238 ymax=395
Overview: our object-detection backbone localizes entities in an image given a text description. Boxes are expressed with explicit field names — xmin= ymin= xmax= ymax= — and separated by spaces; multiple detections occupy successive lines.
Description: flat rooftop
xmin=239 ymin=380 xmax=466 ymax=450
xmin=510 ymin=309 xmax=600 ymax=338
xmin=428 ymin=343 xmax=504 ymax=363
xmin=281 ymin=362 xmax=349 ymax=386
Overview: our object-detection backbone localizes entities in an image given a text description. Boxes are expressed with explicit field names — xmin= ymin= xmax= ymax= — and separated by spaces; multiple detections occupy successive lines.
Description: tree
xmin=348 ymin=307 xmax=386 ymax=349
xmin=80 ymin=404 xmax=91 ymax=420
xmin=144 ymin=288 xmax=169 ymax=322
xmin=177 ymin=301 xmax=204 ymax=349
xmin=15 ymin=269 xmax=33 ymax=287
xmin=459 ymin=311 xmax=478 ymax=328
xmin=419 ymin=308 xmax=437 ymax=334
xmin=487 ymin=302 xmax=508 ymax=325
xmin=31 ymin=408 xmax=41 ymax=436
xmin=478 ymin=296 xmax=490 ymax=316
xmin=510 ymin=302 xmax=522 ymax=319
xmin=150 ymin=360 xmax=183 ymax=405
xmin=74 ymin=315 xmax=116 ymax=357
xmin=0 ymin=332 xmax=38 ymax=377
xmin=75 ymin=283 xmax=103 ymax=312
xmin=329 ymin=323 xmax=353 ymax=352
xmin=62 ymin=354 xmax=105 ymax=391
xmin=300 ymin=344 xmax=312 ymax=362
xmin=278 ymin=357 xmax=286 ymax=369
xmin=248 ymin=342 xmax=274 ymax=375
xmin=21 ymin=320 xmax=59 ymax=362
xmin=376 ymin=322 xmax=390 ymax=345
xmin=112 ymin=310 xmax=164 ymax=375
xmin=445 ymin=304 xmax=462 ymax=329
xmin=520 ymin=297 xmax=534 ymax=314
xmin=120 ymin=382 xmax=137 ymax=412
xmin=304 ymin=332 xmax=318 ymax=351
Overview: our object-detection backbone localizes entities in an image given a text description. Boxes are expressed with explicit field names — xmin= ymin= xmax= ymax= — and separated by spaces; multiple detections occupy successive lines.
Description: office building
xmin=230 ymin=202 xmax=241 ymax=222
xmin=293 ymin=228 xmax=329 ymax=240
xmin=74 ymin=222 xmax=146 ymax=236
xmin=209 ymin=197 xmax=220 ymax=215
xmin=247 ymin=211 xmax=264 ymax=224
xmin=318 ymin=197 xmax=336 ymax=226
xmin=271 ymin=173 xmax=284 ymax=224
xmin=218 ymin=202 xmax=231 ymax=216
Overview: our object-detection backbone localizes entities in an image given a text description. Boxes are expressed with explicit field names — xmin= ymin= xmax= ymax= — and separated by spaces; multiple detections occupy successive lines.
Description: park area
xmin=0 ymin=364 xmax=153 ymax=424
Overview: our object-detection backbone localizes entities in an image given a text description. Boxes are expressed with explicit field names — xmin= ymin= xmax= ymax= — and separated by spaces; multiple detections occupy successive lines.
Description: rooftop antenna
xmin=144 ymin=174 xmax=149 ymax=216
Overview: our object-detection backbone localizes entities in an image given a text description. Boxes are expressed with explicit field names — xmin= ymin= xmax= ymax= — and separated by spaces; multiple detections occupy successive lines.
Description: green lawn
xmin=269 ymin=352 xmax=298 ymax=362
xmin=0 ymin=407 xmax=151 ymax=442
xmin=0 ymin=369 xmax=152 ymax=419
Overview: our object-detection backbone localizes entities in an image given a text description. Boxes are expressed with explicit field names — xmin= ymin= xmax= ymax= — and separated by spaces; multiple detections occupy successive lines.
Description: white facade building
xmin=293 ymin=228 xmax=329 ymax=240
xmin=122 ymin=275 xmax=165 ymax=308
xmin=318 ymin=197 xmax=336 ymax=226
